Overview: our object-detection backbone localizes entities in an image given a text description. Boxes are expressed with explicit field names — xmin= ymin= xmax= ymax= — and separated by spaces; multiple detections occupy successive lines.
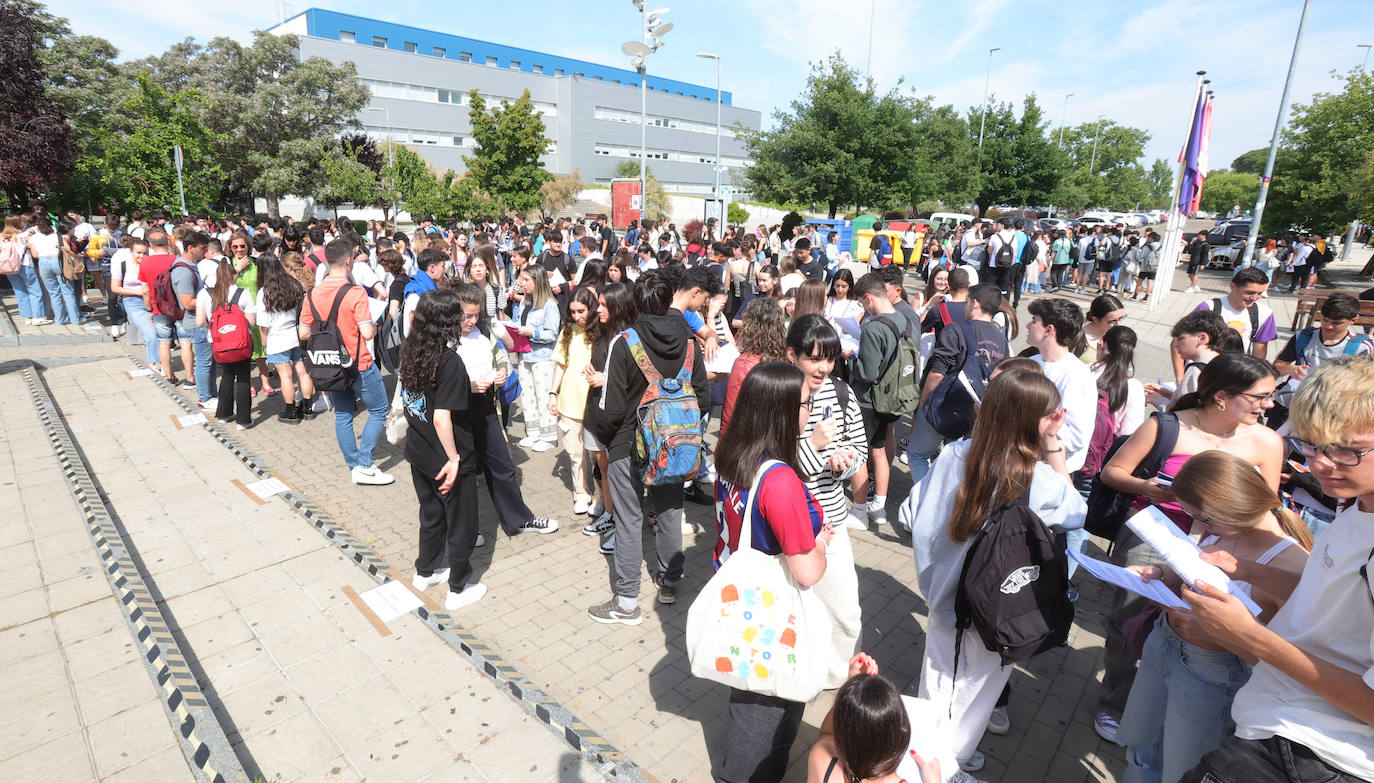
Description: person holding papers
xmin=1093 ymin=353 xmax=1285 ymax=743
xmin=1116 ymin=450 xmax=1311 ymax=783
xmin=1178 ymin=356 xmax=1374 ymax=783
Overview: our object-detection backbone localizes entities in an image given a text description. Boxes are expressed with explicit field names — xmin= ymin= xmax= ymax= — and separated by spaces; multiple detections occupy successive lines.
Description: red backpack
xmin=153 ymin=260 xmax=195 ymax=321
xmin=1080 ymin=388 xmax=1119 ymax=479
xmin=210 ymin=289 xmax=253 ymax=363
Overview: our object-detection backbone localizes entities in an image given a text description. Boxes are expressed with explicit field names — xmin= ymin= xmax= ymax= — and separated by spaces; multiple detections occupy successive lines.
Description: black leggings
xmin=215 ymin=359 xmax=252 ymax=425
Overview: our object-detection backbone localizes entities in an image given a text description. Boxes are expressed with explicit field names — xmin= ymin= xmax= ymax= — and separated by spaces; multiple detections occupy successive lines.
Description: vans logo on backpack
xmin=1000 ymin=566 xmax=1040 ymax=595
xmin=308 ymin=349 xmax=350 ymax=367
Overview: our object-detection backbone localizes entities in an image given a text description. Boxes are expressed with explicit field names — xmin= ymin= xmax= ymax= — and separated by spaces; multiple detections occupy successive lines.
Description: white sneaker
xmin=445 ymin=583 xmax=487 ymax=611
xmin=32 ymin=318 xmax=52 ymax=325
xmin=350 ymin=465 xmax=395 ymax=485
xmin=898 ymin=451 xmax=909 ymax=465
xmin=518 ymin=516 xmax=558 ymax=534
xmin=199 ymin=398 xmax=218 ymax=411
xmin=844 ymin=508 xmax=869 ymax=531
xmin=413 ymin=568 xmax=450 ymax=590
xmin=589 ymin=500 xmax=605 ymax=518
xmin=108 ymin=325 xmax=119 ymax=338
xmin=529 ymin=438 xmax=556 ymax=453
xmin=518 ymin=435 xmax=538 ymax=448
xmin=987 ymin=705 xmax=1010 ymax=735
xmin=959 ymin=751 xmax=985 ymax=773
xmin=573 ymin=498 xmax=592 ymax=515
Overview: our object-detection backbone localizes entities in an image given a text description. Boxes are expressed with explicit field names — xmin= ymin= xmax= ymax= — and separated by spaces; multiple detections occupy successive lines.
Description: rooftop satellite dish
xmin=622 ymin=41 xmax=651 ymax=56
xmin=653 ymin=21 xmax=674 ymax=36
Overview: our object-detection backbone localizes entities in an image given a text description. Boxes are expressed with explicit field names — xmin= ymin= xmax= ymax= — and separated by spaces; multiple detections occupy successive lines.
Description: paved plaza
xmin=1 ymin=239 xmax=1369 ymax=783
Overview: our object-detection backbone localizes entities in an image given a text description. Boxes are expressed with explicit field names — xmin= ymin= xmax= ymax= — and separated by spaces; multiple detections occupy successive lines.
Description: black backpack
xmin=305 ymin=284 xmax=363 ymax=392
xmin=1211 ymin=298 xmax=1260 ymax=345
xmin=1084 ymin=411 xmax=1180 ymax=539
xmin=375 ymin=306 xmax=403 ymax=374
xmin=954 ymin=491 xmax=1073 ymax=674
xmin=993 ymin=236 xmax=1016 ymax=268
xmin=1020 ymin=238 xmax=1039 ymax=265
xmin=922 ymin=320 xmax=999 ymax=439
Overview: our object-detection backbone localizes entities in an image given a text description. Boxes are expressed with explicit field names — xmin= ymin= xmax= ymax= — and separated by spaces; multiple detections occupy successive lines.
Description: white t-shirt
xmin=1230 ymin=504 xmax=1374 ymax=779
xmin=1208 ymin=297 xmax=1277 ymax=352
xmin=196 ymin=284 xmax=255 ymax=322
xmin=28 ymin=232 xmax=59 ymax=258
xmin=109 ymin=249 xmax=140 ymax=292
xmin=71 ymin=221 xmax=93 ymax=242
xmin=455 ymin=329 xmax=497 ymax=382
xmin=780 ymin=272 xmax=806 ymax=295
xmin=958 ymin=263 xmax=980 ymax=285
xmin=315 ymin=258 xmax=380 ymax=293
xmin=1033 ymin=352 xmax=1098 ymax=473
xmin=255 ymin=290 xmax=300 ymax=356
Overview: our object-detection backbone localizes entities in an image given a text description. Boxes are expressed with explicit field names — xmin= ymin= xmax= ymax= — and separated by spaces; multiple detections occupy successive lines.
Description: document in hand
xmin=1124 ymin=506 xmax=1263 ymax=616
xmin=1067 ymin=550 xmax=1189 ymax=610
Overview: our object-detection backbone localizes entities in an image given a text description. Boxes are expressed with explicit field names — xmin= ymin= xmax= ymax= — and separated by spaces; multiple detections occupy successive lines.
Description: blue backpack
xmin=623 ymin=328 xmax=703 ymax=485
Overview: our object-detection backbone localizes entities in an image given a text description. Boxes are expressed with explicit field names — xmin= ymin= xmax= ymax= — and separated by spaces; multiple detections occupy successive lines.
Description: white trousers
xmin=918 ymin=618 xmax=1014 ymax=763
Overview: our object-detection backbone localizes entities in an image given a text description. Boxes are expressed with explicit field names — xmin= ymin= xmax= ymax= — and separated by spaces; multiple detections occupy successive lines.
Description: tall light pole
xmin=1089 ymin=115 xmax=1105 ymax=174
xmin=697 ymin=52 xmax=723 ymax=223
xmin=1058 ymin=92 xmax=1075 ymax=148
xmin=976 ymin=47 xmax=1001 ymax=156
xmin=1360 ymin=43 xmax=1372 ymax=70
xmin=1241 ymin=0 xmax=1310 ymax=268
xmin=623 ymin=2 xmax=671 ymax=224
xmin=865 ymin=0 xmax=876 ymax=83
xmin=368 ymin=106 xmax=393 ymax=218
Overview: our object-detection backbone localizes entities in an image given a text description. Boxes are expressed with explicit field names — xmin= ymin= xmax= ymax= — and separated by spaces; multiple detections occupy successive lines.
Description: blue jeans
xmin=193 ymin=325 xmax=215 ymax=402
xmin=1064 ymin=481 xmax=1093 ymax=579
xmin=905 ymin=409 xmax=947 ymax=486
xmin=1118 ymin=616 xmax=1253 ymax=783
xmin=122 ymin=296 xmax=159 ymax=365
xmin=7 ymin=265 xmax=42 ymax=318
xmin=326 ymin=364 xmax=388 ymax=469
xmin=37 ymin=256 xmax=79 ymax=324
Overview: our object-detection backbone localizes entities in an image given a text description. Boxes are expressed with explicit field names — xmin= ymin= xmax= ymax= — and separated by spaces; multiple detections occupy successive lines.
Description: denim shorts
xmin=266 ymin=347 xmax=302 ymax=365
xmin=153 ymin=313 xmax=194 ymax=340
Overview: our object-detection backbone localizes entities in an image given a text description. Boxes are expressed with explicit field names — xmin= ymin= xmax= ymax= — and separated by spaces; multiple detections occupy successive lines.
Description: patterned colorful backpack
xmin=623 ymin=327 xmax=703 ymax=486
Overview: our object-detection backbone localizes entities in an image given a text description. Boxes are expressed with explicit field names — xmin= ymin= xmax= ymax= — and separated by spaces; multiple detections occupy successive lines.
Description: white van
xmin=929 ymin=212 xmax=975 ymax=227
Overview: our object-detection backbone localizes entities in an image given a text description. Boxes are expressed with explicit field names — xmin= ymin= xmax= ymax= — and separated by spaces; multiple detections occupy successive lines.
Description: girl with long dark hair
xmin=712 ymin=362 xmax=834 ymax=782
xmin=549 ymin=286 xmax=600 ymax=515
xmin=400 ymin=288 xmax=486 ymax=612
xmin=1080 ymin=293 xmax=1126 ymax=364
xmin=196 ymin=258 xmax=257 ymax=429
xmin=256 ymin=253 xmax=315 ymax=421
xmin=906 ymin=369 xmax=1084 ymax=773
xmin=1093 ymin=325 xmax=1146 ymax=437
xmin=579 ymin=282 xmax=638 ymax=542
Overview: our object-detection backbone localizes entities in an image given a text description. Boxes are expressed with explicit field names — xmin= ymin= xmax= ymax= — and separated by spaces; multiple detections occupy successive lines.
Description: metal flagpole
xmin=1148 ymin=72 xmax=1207 ymax=311
xmin=1240 ymin=0 xmax=1310 ymax=269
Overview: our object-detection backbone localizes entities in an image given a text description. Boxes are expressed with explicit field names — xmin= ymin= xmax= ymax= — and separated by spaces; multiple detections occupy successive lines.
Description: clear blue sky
xmin=50 ymin=0 xmax=1374 ymax=175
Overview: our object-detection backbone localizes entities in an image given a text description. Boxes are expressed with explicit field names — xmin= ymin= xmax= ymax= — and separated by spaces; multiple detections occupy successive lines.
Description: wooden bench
xmin=1294 ymin=289 xmax=1374 ymax=331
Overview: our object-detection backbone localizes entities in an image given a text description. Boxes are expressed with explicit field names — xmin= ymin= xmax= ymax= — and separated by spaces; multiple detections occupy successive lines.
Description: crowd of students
xmin=6 ymin=204 xmax=1374 ymax=783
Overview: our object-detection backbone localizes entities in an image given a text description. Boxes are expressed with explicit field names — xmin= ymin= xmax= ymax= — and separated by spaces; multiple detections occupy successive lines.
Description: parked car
xmin=1038 ymin=218 xmax=1073 ymax=232
xmin=1077 ymin=215 xmax=1110 ymax=228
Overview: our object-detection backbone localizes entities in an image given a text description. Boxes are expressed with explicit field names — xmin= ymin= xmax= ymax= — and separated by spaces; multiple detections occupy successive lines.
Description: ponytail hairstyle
xmin=1093 ymin=325 xmax=1137 ymax=414
xmin=949 ymin=370 xmax=1061 ymax=542
xmin=209 ymin=258 xmax=236 ymax=312
xmin=1173 ymin=450 xmax=1313 ymax=552
xmin=1170 ymin=352 xmax=1277 ymax=413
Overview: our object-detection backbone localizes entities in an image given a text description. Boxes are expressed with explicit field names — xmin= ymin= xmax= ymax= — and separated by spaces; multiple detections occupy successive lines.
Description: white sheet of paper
xmin=359 ymin=579 xmax=423 ymax=623
xmin=835 ymin=316 xmax=863 ymax=339
xmin=177 ymin=413 xmax=207 ymax=427
xmin=244 ymin=476 xmax=289 ymax=500
xmin=705 ymin=342 xmax=741 ymax=374
xmin=499 ymin=319 xmax=520 ymax=332
xmin=1068 ymin=550 xmax=1189 ymax=610
xmin=893 ymin=696 xmax=961 ymax=783
xmin=1124 ymin=506 xmax=1263 ymax=616
xmin=548 ymin=267 xmax=567 ymax=287
xmin=128 ymin=368 xmax=154 ymax=378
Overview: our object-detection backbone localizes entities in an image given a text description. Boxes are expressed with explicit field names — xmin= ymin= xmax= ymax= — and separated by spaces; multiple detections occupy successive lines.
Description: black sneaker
xmin=180 ymin=379 xmax=196 ymax=390
xmin=582 ymin=512 xmax=614 ymax=536
xmin=518 ymin=516 xmax=559 ymax=534
xmin=652 ymin=573 xmax=677 ymax=605
xmin=599 ymin=532 xmax=616 ymax=555
xmin=683 ymin=484 xmax=712 ymax=505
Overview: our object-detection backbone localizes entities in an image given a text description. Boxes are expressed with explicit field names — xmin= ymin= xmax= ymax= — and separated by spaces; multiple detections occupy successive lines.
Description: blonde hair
xmin=281 ymin=251 xmax=314 ymax=291
xmin=1173 ymin=450 xmax=1313 ymax=552
xmin=1290 ymin=355 xmax=1374 ymax=447
xmin=2 ymin=215 xmax=20 ymax=240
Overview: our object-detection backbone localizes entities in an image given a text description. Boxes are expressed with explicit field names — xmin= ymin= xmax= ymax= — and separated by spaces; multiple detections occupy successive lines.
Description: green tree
xmin=1350 ymin=148 xmax=1374 ymax=225
xmin=1146 ymin=158 xmax=1173 ymax=208
xmin=316 ymin=136 xmax=387 ymax=216
xmin=1230 ymin=147 xmax=1268 ymax=175
xmin=727 ymin=202 xmax=750 ymax=224
xmin=383 ymin=143 xmax=444 ymax=220
xmin=463 ymin=89 xmax=552 ymax=215
xmin=968 ymin=94 xmax=1064 ymax=212
xmin=612 ymin=161 xmax=668 ymax=220
xmin=94 ymin=75 xmax=222 ymax=212
xmin=541 ymin=169 xmax=585 ymax=217
xmin=40 ymin=28 xmax=121 ymax=209
xmin=739 ymin=53 xmax=940 ymax=218
xmin=1265 ymin=70 xmax=1374 ymax=234
xmin=905 ymin=101 xmax=974 ymax=210
xmin=1199 ymin=170 xmax=1260 ymax=217
xmin=132 ymin=31 xmax=369 ymax=215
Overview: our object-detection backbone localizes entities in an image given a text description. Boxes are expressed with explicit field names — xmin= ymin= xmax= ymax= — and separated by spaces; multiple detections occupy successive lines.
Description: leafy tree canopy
xmin=463 ymin=89 xmax=553 ymax=215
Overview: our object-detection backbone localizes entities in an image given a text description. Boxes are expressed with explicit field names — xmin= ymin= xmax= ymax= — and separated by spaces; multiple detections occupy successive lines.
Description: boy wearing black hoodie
xmin=588 ymin=269 xmax=710 ymax=625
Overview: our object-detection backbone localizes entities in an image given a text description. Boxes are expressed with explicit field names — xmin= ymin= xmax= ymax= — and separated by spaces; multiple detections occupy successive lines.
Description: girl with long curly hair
xmin=400 ymin=288 xmax=486 ymax=612
xmin=256 ymin=253 xmax=316 ymax=420
xmin=549 ymin=286 xmax=600 ymax=515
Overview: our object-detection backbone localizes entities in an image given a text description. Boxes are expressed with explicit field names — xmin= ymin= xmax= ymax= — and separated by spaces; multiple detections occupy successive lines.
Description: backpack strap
xmin=1137 ymin=411 xmax=1181 ymax=478
xmin=736 ymin=459 xmax=783 ymax=554
xmin=622 ymin=328 xmax=663 ymax=383
xmin=1210 ymin=297 xmax=1222 ymax=314
xmin=227 ymin=287 xmax=243 ymax=311
xmin=325 ymin=283 xmax=355 ymax=327
xmin=938 ymin=301 xmax=952 ymax=326
xmin=675 ymin=341 xmax=697 ymax=385
xmin=1247 ymin=303 xmax=1260 ymax=342
xmin=1294 ymin=328 xmax=1314 ymax=361
xmin=1346 ymin=335 xmax=1374 ymax=356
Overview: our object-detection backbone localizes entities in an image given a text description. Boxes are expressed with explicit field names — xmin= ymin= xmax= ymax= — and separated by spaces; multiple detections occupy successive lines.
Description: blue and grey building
xmin=267 ymin=8 xmax=761 ymax=197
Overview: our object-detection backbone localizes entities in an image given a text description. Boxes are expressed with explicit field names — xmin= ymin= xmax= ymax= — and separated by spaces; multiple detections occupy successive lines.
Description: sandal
xmin=262 ymin=386 xmax=278 ymax=396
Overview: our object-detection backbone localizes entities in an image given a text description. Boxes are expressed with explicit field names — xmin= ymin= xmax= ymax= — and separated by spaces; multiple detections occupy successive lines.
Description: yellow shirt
xmin=552 ymin=325 xmax=594 ymax=418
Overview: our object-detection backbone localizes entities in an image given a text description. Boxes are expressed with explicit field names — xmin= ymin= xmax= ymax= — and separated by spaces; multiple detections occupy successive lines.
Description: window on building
xmin=486 ymin=56 xmax=498 ymax=67
xmin=510 ymin=61 xmax=520 ymax=70
xmin=533 ymin=65 xmax=543 ymax=74
xmin=554 ymin=68 xmax=564 ymax=76
xmin=372 ymin=36 xmax=387 ymax=48
xmin=594 ymin=75 xmax=603 ymax=81
xmin=453 ymin=135 xmax=464 ymax=147
xmin=339 ymin=31 xmax=355 ymax=42
xmin=438 ymin=90 xmax=451 ymax=103
xmin=433 ymin=47 xmax=445 ymax=57
xmin=459 ymin=51 xmax=472 ymax=62
xmin=403 ymin=41 xmax=417 ymax=53
xmin=573 ymin=72 xmax=583 ymax=77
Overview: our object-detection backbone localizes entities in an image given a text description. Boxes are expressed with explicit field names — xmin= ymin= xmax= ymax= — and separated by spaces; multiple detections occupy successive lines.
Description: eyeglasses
xmin=1285 ymin=436 xmax=1374 ymax=467
xmin=1237 ymin=391 xmax=1275 ymax=404
xmin=461 ymin=312 xmax=480 ymax=322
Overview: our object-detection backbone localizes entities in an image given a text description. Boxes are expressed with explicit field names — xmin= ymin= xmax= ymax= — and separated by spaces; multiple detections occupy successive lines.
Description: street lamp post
xmin=1058 ymin=92 xmax=1075 ymax=148
xmin=623 ymin=3 xmax=671 ymax=225
xmin=1360 ymin=44 xmax=1372 ymax=70
xmin=367 ymin=106 xmax=394 ymax=218
xmin=976 ymin=47 xmax=1001 ymax=157
xmin=1089 ymin=115 xmax=1106 ymax=174
xmin=697 ymin=52 xmax=722 ymax=223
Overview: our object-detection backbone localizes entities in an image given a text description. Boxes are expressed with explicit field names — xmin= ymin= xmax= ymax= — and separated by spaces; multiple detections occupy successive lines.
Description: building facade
xmin=267 ymin=9 xmax=761 ymax=198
